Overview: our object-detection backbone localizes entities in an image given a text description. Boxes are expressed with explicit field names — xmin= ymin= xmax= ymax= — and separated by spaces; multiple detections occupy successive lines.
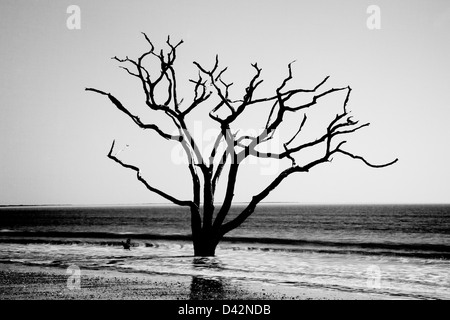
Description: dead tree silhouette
xmin=86 ymin=34 xmax=397 ymax=256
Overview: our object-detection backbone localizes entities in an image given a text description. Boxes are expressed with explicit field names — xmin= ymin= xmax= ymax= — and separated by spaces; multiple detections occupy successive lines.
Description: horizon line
xmin=1 ymin=201 xmax=450 ymax=208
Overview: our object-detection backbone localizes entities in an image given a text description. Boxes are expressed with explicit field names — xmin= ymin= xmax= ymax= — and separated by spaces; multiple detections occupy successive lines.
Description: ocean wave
xmin=0 ymin=230 xmax=191 ymax=241
xmin=1 ymin=230 xmax=449 ymax=259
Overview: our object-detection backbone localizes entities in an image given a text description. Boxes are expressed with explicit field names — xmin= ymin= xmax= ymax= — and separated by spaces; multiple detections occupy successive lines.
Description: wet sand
xmin=0 ymin=263 xmax=396 ymax=300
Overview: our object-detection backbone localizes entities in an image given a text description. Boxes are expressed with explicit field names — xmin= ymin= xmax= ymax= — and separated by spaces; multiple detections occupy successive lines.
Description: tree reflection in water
xmin=190 ymin=257 xmax=226 ymax=300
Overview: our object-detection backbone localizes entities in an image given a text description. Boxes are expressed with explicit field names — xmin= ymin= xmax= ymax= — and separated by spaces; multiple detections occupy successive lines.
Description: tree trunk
xmin=193 ymin=235 xmax=218 ymax=256
xmin=192 ymin=222 xmax=220 ymax=256
xmin=191 ymin=215 xmax=219 ymax=256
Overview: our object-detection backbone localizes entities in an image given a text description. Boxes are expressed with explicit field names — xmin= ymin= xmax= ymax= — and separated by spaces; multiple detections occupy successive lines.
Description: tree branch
xmin=218 ymin=155 xmax=330 ymax=237
xmin=182 ymin=74 xmax=212 ymax=117
xmin=211 ymin=149 xmax=228 ymax=195
xmin=85 ymin=88 xmax=181 ymax=141
xmin=193 ymin=56 xmax=236 ymax=118
xmin=107 ymin=140 xmax=195 ymax=208
xmin=212 ymin=128 xmax=240 ymax=230
xmin=216 ymin=83 xmax=398 ymax=236
xmin=334 ymin=149 xmax=399 ymax=168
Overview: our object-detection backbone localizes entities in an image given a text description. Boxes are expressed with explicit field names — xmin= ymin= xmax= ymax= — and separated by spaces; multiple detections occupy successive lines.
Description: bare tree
xmin=86 ymin=34 xmax=397 ymax=256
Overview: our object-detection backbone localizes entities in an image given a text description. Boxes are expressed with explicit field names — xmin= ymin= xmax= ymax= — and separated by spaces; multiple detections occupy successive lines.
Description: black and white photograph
xmin=0 ymin=0 xmax=449 ymax=307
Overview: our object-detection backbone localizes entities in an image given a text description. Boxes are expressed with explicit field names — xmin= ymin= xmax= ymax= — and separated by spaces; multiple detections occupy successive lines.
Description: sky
xmin=0 ymin=0 xmax=449 ymax=205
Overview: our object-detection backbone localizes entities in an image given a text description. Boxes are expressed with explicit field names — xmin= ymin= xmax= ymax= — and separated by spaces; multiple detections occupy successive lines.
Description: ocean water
xmin=0 ymin=204 xmax=449 ymax=299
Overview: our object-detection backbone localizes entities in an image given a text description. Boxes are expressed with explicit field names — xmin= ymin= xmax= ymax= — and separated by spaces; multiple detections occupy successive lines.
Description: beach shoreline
xmin=0 ymin=263 xmax=399 ymax=300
